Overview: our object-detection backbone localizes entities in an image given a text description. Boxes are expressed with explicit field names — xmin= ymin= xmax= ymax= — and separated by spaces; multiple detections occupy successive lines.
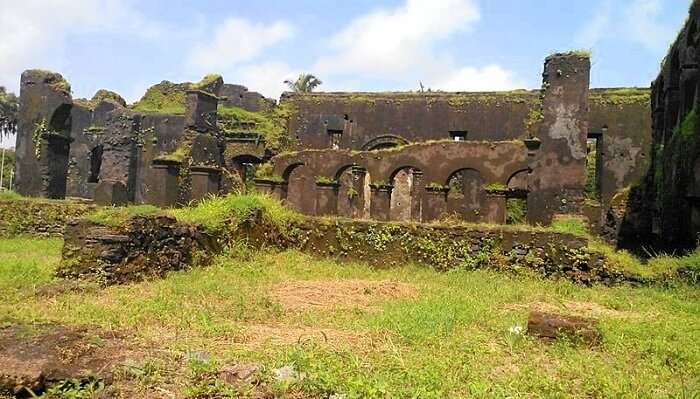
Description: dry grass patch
xmin=271 ymin=279 xmax=419 ymax=311
xmin=501 ymin=300 xmax=642 ymax=319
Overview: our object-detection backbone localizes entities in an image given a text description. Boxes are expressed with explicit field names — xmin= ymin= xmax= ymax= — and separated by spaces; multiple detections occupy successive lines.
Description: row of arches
xmin=274 ymin=163 xmax=530 ymax=224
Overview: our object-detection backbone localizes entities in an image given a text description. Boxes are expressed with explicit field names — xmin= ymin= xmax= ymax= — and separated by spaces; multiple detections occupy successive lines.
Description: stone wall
xmin=60 ymin=213 xmax=631 ymax=285
xmin=0 ymin=198 xmax=95 ymax=237
xmin=58 ymin=216 xmax=219 ymax=284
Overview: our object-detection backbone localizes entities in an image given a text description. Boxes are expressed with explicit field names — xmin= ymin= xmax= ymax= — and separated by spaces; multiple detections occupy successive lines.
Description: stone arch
xmin=44 ymin=103 xmax=73 ymax=198
xmin=49 ymin=103 xmax=72 ymax=135
xmin=88 ymin=144 xmax=104 ymax=184
xmin=336 ymin=165 xmax=370 ymax=219
xmin=506 ymin=168 xmax=530 ymax=225
xmin=389 ymin=166 xmax=423 ymax=222
xmin=285 ymin=163 xmax=316 ymax=215
xmin=361 ymin=135 xmax=409 ymax=151
xmin=445 ymin=168 xmax=485 ymax=222
xmin=230 ymin=154 xmax=263 ymax=192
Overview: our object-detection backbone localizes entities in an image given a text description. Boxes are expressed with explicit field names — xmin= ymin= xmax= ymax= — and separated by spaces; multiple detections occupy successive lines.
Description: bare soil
xmin=271 ymin=279 xmax=418 ymax=311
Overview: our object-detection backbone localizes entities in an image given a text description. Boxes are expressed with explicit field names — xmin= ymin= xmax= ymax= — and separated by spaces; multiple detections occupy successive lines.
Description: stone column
xmin=316 ymin=182 xmax=340 ymax=216
xmin=190 ymin=165 xmax=221 ymax=202
xmin=369 ymin=184 xmax=393 ymax=221
xmin=422 ymin=186 xmax=448 ymax=222
xmin=148 ymin=159 xmax=181 ymax=207
xmin=528 ymin=53 xmax=591 ymax=224
xmin=483 ymin=191 xmax=507 ymax=224
xmin=410 ymin=170 xmax=424 ymax=221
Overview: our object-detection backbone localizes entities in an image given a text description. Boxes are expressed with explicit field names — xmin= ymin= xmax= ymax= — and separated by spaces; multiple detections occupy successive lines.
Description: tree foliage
xmin=0 ymin=87 xmax=19 ymax=138
xmin=284 ymin=73 xmax=322 ymax=93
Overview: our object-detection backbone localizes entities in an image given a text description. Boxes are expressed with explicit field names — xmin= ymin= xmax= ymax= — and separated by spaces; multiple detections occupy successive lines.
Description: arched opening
xmin=506 ymin=169 xmax=530 ymax=225
xmin=285 ymin=163 xmax=316 ymax=215
xmin=445 ymin=169 xmax=485 ymax=222
xmin=88 ymin=145 xmax=103 ymax=184
xmin=336 ymin=165 xmax=371 ymax=219
xmin=44 ymin=104 xmax=73 ymax=199
xmin=230 ymin=154 xmax=263 ymax=192
xmin=361 ymin=135 xmax=409 ymax=151
xmin=389 ymin=167 xmax=422 ymax=222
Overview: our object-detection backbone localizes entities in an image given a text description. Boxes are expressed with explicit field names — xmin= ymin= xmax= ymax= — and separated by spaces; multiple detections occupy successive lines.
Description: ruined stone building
xmin=14 ymin=50 xmax=657 ymax=245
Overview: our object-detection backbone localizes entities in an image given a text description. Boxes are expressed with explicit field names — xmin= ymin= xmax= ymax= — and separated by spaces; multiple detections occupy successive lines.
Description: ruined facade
xmin=632 ymin=1 xmax=700 ymax=250
xmin=13 ymin=52 xmax=654 ymax=240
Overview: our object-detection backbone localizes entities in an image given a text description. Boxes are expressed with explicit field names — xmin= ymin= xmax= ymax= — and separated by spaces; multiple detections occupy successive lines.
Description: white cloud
xmin=0 ymin=0 xmax=160 ymax=93
xmin=427 ymin=65 xmax=523 ymax=91
xmin=575 ymin=0 xmax=612 ymax=48
xmin=187 ymin=18 xmax=294 ymax=71
xmin=623 ymin=0 xmax=675 ymax=52
xmin=233 ymin=61 xmax=298 ymax=100
xmin=575 ymin=0 xmax=675 ymax=54
xmin=314 ymin=0 xmax=480 ymax=77
xmin=312 ymin=0 xmax=522 ymax=92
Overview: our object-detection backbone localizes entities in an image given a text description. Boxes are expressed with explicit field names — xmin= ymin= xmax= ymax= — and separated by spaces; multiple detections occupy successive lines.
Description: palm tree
xmin=284 ymin=73 xmax=322 ymax=93
xmin=0 ymin=87 xmax=19 ymax=139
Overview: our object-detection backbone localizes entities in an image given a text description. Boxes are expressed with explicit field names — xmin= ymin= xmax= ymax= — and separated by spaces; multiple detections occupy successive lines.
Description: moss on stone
xmin=589 ymin=88 xmax=651 ymax=106
xmin=218 ymin=102 xmax=296 ymax=152
xmin=131 ymin=80 xmax=190 ymax=114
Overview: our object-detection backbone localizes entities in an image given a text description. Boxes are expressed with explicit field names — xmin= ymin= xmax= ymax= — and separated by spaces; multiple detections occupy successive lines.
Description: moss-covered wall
xmin=0 ymin=198 xmax=95 ymax=237
xmin=283 ymin=91 xmax=540 ymax=150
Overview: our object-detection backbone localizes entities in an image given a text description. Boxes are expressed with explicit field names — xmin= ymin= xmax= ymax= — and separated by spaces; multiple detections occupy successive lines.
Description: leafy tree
xmin=0 ymin=87 xmax=19 ymax=139
xmin=284 ymin=73 xmax=322 ymax=93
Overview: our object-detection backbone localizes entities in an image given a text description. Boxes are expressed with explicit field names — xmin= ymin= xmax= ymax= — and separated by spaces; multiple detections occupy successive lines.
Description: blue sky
xmin=0 ymin=0 xmax=689 ymax=147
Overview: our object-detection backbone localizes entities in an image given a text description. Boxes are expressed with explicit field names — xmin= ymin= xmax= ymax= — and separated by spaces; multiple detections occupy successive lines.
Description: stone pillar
xmin=410 ymin=170 xmax=424 ymax=221
xmin=316 ymin=182 xmax=340 ymax=216
xmin=190 ymin=165 xmax=221 ymax=202
xmin=483 ymin=191 xmax=507 ymax=224
xmin=350 ymin=167 xmax=367 ymax=218
xmin=148 ymin=159 xmax=181 ymax=207
xmin=185 ymin=90 xmax=218 ymax=133
xmin=370 ymin=184 xmax=393 ymax=221
xmin=422 ymin=186 xmax=448 ymax=222
xmin=528 ymin=53 xmax=591 ymax=224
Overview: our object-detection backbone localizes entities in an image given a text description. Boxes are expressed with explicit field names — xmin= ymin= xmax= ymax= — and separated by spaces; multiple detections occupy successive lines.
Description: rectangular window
xmin=328 ymin=129 xmax=343 ymax=149
xmin=450 ymin=130 xmax=468 ymax=141
xmin=585 ymin=133 xmax=603 ymax=201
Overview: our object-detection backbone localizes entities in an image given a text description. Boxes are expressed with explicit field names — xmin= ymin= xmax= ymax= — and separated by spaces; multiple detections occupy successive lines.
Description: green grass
xmin=551 ymin=216 xmax=589 ymax=238
xmin=86 ymin=204 xmax=163 ymax=227
xmin=1 ymin=237 xmax=699 ymax=397
xmin=169 ymin=193 xmax=302 ymax=231
xmin=0 ymin=190 xmax=22 ymax=201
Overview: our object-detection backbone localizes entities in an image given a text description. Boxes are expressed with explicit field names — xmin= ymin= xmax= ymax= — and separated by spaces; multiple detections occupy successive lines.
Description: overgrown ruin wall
xmin=13 ymin=53 xmax=653 ymax=239
xmin=639 ymin=2 xmax=700 ymax=250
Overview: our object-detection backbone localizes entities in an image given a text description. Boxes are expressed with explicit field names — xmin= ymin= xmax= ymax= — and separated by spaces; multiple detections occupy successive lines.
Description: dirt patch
xmin=0 ymin=323 xmax=139 ymax=396
xmin=271 ymin=279 xmax=418 ymax=311
xmin=501 ymin=300 xmax=640 ymax=319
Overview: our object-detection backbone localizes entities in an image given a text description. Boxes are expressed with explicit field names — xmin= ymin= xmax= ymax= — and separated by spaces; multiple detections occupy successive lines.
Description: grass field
xmin=1 ymin=236 xmax=700 ymax=398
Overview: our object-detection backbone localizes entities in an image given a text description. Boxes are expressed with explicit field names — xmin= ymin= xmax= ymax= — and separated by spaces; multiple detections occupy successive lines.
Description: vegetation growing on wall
xmin=218 ymin=102 xmax=296 ymax=152
xmin=131 ymin=75 xmax=223 ymax=115
xmin=588 ymin=88 xmax=651 ymax=106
